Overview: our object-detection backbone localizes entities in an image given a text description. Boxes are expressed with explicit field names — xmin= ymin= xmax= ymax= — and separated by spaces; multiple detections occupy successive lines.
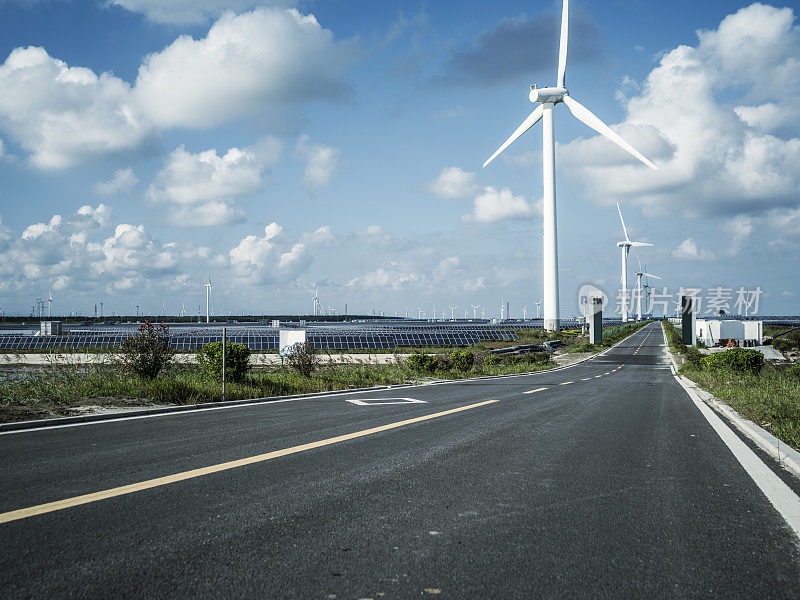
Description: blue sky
xmin=0 ymin=0 xmax=798 ymax=318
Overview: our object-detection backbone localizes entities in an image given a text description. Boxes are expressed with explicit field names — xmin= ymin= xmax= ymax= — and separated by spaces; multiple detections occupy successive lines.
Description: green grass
xmin=663 ymin=320 xmax=800 ymax=450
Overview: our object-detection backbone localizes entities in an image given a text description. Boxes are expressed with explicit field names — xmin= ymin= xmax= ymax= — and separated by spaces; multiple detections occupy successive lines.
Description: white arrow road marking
xmin=346 ymin=398 xmax=428 ymax=406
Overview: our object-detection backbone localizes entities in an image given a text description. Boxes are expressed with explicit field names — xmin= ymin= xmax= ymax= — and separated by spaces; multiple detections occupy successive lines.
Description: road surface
xmin=1 ymin=322 xmax=799 ymax=598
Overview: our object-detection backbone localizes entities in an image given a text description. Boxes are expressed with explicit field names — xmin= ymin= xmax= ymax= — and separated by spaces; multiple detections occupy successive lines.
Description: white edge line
xmin=664 ymin=322 xmax=800 ymax=539
xmin=2 ymin=324 xmax=653 ymax=436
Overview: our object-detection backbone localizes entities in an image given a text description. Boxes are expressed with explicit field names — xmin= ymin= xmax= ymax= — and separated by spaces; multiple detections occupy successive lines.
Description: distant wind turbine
xmin=47 ymin=290 xmax=52 ymax=318
xmin=483 ymin=0 xmax=657 ymax=332
xmin=449 ymin=305 xmax=457 ymax=320
xmin=534 ymin=299 xmax=543 ymax=319
xmin=522 ymin=305 xmax=528 ymax=320
xmin=617 ymin=203 xmax=652 ymax=323
xmin=635 ymin=255 xmax=661 ymax=320
xmin=205 ymin=277 xmax=212 ymax=323
xmin=472 ymin=304 xmax=480 ymax=319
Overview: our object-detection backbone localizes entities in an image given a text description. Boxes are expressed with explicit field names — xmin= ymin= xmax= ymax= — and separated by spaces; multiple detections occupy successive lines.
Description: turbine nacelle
xmin=529 ymin=85 xmax=567 ymax=104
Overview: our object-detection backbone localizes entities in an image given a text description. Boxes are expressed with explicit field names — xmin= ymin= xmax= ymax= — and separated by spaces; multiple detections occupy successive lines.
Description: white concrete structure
xmin=696 ymin=320 xmax=763 ymax=347
xmin=483 ymin=0 xmax=656 ymax=332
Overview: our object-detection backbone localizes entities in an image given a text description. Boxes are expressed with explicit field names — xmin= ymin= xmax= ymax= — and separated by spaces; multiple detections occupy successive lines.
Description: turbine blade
xmin=617 ymin=202 xmax=630 ymax=242
xmin=563 ymin=95 xmax=657 ymax=170
xmin=557 ymin=0 xmax=569 ymax=88
xmin=636 ymin=253 xmax=643 ymax=272
xmin=630 ymin=241 xmax=653 ymax=247
xmin=483 ymin=104 xmax=544 ymax=168
xmin=642 ymin=273 xmax=662 ymax=280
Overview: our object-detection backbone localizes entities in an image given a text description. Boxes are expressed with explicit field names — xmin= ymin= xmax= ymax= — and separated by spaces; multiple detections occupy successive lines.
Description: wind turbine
xmin=205 ymin=277 xmax=212 ymax=323
xmin=449 ymin=305 xmax=457 ymax=320
xmin=47 ymin=290 xmax=52 ymax=318
xmin=481 ymin=307 xmax=487 ymax=319
xmin=482 ymin=0 xmax=657 ymax=332
xmin=617 ymin=203 xmax=652 ymax=323
xmin=534 ymin=299 xmax=543 ymax=319
xmin=522 ymin=305 xmax=528 ymax=320
xmin=472 ymin=304 xmax=480 ymax=319
xmin=634 ymin=256 xmax=661 ymax=320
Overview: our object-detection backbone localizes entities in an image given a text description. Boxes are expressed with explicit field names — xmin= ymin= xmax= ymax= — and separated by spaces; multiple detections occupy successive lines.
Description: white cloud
xmin=0 ymin=47 xmax=154 ymax=169
xmin=461 ymin=186 xmax=534 ymax=223
xmin=229 ymin=222 xmax=312 ymax=284
xmin=109 ymin=0 xmax=292 ymax=25
xmin=147 ymin=136 xmax=281 ymax=226
xmin=296 ymin=135 xmax=341 ymax=187
xmin=93 ymin=167 xmax=138 ymax=196
xmin=134 ymin=8 xmax=357 ymax=129
xmin=561 ymin=3 xmax=800 ymax=219
xmin=347 ymin=263 xmax=422 ymax=291
xmin=0 ymin=8 xmax=355 ymax=168
xmin=672 ymin=238 xmax=715 ymax=261
xmin=302 ymin=225 xmax=337 ymax=246
xmin=427 ymin=166 xmax=478 ymax=199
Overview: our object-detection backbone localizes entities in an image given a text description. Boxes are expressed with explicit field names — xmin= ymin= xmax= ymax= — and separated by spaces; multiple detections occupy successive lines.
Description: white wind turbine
xmin=522 ymin=305 xmax=528 ymax=320
xmin=47 ymin=289 xmax=53 ymax=318
xmin=472 ymin=304 xmax=481 ymax=319
xmin=481 ymin=307 xmax=487 ymax=319
xmin=534 ymin=299 xmax=543 ymax=319
xmin=634 ymin=255 xmax=661 ymax=320
xmin=205 ymin=277 xmax=212 ymax=323
xmin=449 ymin=305 xmax=457 ymax=320
xmin=617 ymin=203 xmax=652 ymax=323
xmin=483 ymin=0 xmax=657 ymax=332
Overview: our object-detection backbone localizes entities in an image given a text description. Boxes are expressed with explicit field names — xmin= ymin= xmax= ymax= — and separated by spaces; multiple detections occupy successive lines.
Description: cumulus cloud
xmin=0 ymin=8 xmax=355 ymax=168
xmin=109 ymin=0 xmax=292 ymax=25
xmin=0 ymin=204 xmax=190 ymax=294
xmin=147 ymin=136 xmax=281 ymax=226
xmin=672 ymin=238 xmax=716 ymax=261
xmin=0 ymin=47 xmax=154 ymax=169
xmin=93 ymin=167 xmax=138 ymax=196
xmin=461 ymin=186 xmax=535 ymax=223
xmin=427 ymin=167 xmax=478 ymax=199
xmin=347 ymin=263 xmax=422 ymax=291
xmin=561 ymin=3 xmax=800 ymax=219
xmin=436 ymin=11 xmax=600 ymax=86
xmin=134 ymin=8 xmax=357 ymax=129
xmin=229 ymin=222 xmax=312 ymax=284
xmin=301 ymin=225 xmax=337 ymax=246
xmin=295 ymin=135 xmax=341 ymax=188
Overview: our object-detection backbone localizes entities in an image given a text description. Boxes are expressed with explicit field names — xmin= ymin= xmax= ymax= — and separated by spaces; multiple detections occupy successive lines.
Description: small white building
xmin=695 ymin=319 xmax=762 ymax=347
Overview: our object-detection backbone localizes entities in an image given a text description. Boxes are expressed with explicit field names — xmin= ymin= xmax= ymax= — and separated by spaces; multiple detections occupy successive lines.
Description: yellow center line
xmin=559 ymin=381 xmax=574 ymax=386
xmin=524 ymin=387 xmax=549 ymax=394
xmin=595 ymin=375 xmax=603 ymax=378
xmin=581 ymin=378 xmax=592 ymax=381
xmin=604 ymin=372 xmax=611 ymax=375
xmin=0 ymin=399 xmax=498 ymax=525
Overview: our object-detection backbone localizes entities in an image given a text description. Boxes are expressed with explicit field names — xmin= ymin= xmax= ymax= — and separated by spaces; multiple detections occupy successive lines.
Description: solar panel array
xmin=0 ymin=323 xmax=520 ymax=351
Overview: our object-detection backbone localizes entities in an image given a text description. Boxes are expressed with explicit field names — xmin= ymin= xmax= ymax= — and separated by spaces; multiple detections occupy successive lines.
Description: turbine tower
xmin=617 ymin=203 xmax=652 ymax=323
xmin=483 ymin=0 xmax=657 ymax=332
xmin=205 ymin=277 xmax=212 ymax=323
xmin=471 ymin=304 xmax=480 ymax=319
xmin=47 ymin=290 xmax=52 ymax=318
xmin=634 ymin=256 xmax=661 ymax=320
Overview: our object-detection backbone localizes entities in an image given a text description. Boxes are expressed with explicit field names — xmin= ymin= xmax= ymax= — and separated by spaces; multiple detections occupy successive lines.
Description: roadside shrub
xmin=483 ymin=355 xmax=500 ymax=367
xmin=570 ymin=342 xmax=597 ymax=353
xmin=121 ymin=321 xmax=174 ymax=379
xmin=772 ymin=338 xmax=796 ymax=353
xmin=450 ymin=349 xmax=475 ymax=371
xmin=436 ymin=354 xmax=452 ymax=371
xmin=287 ymin=341 xmax=318 ymax=377
xmin=789 ymin=364 xmax=800 ymax=380
xmin=407 ymin=353 xmax=438 ymax=374
xmin=197 ymin=341 xmax=251 ymax=382
xmin=703 ymin=348 xmax=764 ymax=376
xmin=685 ymin=347 xmax=705 ymax=368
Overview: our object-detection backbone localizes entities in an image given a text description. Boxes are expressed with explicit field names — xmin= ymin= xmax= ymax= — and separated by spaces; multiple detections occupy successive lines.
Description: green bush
xmin=197 ymin=341 xmax=251 ymax=382
xmin=789 ymin=364 xmax=800 ymax=379
xmin=286 ymin=341 xmax=318 ymax=377
xmin=483 ymin=355 xmax=500 ymax=367
xmin=407 ymin=353 xmax=438 ymax=374
xmin=773 ymin=338 xmax=796 ymax=353
xmin=685 ymin=347 xmax=705 ymax=368
xmin=450 ymin=349 xmax=475 ymax=371
xmin=703 ymin=348 xmax=764 ymax=376
xmin=121 ymin=321 xmax=175 ymax=379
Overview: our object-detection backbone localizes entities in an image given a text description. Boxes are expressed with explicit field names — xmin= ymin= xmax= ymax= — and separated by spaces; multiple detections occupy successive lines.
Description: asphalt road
xmin=1 ymin=322 xmax=799 ymax=598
